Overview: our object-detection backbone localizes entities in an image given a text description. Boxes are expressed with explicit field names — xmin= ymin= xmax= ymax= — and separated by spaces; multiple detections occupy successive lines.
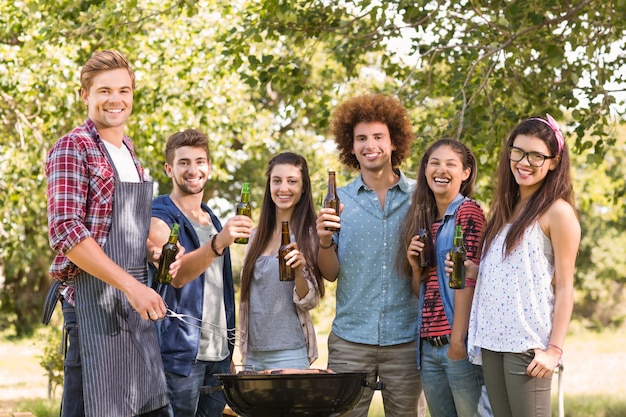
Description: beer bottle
xmin=322 ymin=170 xmax=340 ymax=232
xmin=153 ymin=223 xmax=180 ymax=295
xmin=234 ymin=182 xmax=251 ymax=244
xmin=448 ymin=225 xmax=466 ymax=289
xmin=278 ymin=221 xmax=295 ymax=281
xmin=416 ymin=205 xmax=431 ymax=268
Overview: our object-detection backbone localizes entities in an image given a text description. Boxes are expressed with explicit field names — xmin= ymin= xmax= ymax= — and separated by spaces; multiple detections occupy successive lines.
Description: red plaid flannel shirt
xmin=46 ymin=119 xmax=145 ymax=301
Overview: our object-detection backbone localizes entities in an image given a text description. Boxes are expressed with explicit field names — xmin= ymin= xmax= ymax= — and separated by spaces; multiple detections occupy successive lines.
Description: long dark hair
xmin=240 ymin=152 xmax=323 ymax=302
xmin=481 ymin=117 xmax=575 ymax=257
xmin=396 ymin=139 xmax=477 ymax=278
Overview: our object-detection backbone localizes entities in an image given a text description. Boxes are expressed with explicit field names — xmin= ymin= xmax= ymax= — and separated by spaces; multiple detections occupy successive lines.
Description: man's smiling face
xmin=82 ymin=68 xmax=134 ymax=132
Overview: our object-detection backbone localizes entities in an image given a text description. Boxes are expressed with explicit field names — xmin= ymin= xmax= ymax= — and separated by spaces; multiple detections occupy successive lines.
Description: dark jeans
xmin=61 ymin=300 xmax=84 ymax=417
xmin=139 ymin=405 xmax=170 ymax=417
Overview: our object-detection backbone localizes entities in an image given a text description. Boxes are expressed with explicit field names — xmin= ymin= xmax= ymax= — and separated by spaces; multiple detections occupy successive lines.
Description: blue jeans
xmin=246 ymin=346 xmax=309 ymax=371
xmin=420 ymin=341 xmax=487 ymax=417
xmin=61 ymin=300 xmax=84 ymax=417
xmin=165 ymin=357 xmax=230 ymax=417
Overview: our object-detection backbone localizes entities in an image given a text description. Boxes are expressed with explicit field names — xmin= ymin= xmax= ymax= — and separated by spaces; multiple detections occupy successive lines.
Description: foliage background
xmin=1 ymin=0 xmax=626 ymax=337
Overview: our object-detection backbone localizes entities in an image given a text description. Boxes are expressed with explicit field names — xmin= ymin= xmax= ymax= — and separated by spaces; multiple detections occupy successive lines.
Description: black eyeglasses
xmin=508 ymin=146 xmax=555 ymax=167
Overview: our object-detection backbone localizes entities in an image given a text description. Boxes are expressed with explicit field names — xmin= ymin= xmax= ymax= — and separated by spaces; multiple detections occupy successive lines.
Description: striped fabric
xmin=421 ymin=200 xmax=485 ymax=338
xmin=75 ymin=179 xmax=168 ymax=417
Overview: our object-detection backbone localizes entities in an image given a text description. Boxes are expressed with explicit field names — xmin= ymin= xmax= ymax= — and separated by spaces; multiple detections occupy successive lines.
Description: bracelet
xmin=548 ymin=343 xmax=563 ymax=355
xmin=319 ymin=240 xmax=335 ymax=249
xmin=210 ymin=235 xmax=225 ymax=257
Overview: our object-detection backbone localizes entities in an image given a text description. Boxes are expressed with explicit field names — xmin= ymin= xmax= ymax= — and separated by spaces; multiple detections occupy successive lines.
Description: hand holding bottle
xmin=280 ymin=244 xmax=307 ymax=273
xmin=443 ymin=254 xmax=479 ymax=282
xmin=277 ymin=222 xmax=308 ymax=299
xmin=316 ymin=204 xmax=343 ymax=241
xmin=219 ymin=214 xmax=254 ymax=248
xmin=448 ymin=225 xmax=467 ymax=289
xmin=407 ymin=234 xmax=429 ymax=272
xmin=151 ymin=244 xmax=185 ymax=280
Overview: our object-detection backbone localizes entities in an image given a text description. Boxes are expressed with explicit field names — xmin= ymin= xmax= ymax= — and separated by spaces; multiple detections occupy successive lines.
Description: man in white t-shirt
xmin=147 ymin=128 xmax=252 ymax=417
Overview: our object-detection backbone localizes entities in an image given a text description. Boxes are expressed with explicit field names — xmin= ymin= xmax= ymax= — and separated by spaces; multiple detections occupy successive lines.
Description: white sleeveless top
xmin=468 ymin=222 xmax=554 ymax=365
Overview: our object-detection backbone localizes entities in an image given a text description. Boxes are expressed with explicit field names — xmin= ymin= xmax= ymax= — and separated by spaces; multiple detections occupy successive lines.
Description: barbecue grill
xmin=210 ymin=372 xmax=384 ymax=417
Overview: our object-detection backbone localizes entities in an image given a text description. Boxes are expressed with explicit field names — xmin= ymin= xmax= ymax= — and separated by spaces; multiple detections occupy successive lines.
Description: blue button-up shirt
xmin=332 ymin=171 xmax=418 ymax=346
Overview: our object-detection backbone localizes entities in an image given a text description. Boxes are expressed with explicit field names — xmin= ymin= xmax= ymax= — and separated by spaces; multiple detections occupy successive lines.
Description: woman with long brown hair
xmin=239 ymin=152 xmax=324 ymax=371
xmin=467 ymin=115 xmax=580 ymax=417
xmin=398 ymin=138 xmax=488 ymax=417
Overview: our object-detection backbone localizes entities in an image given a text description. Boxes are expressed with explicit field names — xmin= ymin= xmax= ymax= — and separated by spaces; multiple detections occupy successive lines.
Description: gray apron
xmin=75 ymin=172 xmax=168 ymax=417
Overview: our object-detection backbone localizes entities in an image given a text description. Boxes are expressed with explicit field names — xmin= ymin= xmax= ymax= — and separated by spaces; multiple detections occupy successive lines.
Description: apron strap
xmin=41 ymin=280 xmax=63 ymax=325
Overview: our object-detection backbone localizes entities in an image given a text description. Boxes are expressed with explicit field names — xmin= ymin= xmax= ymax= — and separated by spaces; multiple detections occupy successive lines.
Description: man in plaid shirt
xmin=45 ymin=50 xmax=171 ymax=417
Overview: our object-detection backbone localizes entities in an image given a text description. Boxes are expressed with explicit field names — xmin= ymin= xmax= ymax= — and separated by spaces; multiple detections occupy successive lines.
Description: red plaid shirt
xmin=46 ymin=118 xmax=146 ymax=283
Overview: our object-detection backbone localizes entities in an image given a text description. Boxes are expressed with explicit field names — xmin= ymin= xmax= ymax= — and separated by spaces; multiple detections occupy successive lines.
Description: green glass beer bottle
xmin=234 ymin=182 xmax=251 ymax=244
xmin=322 ymin=170 xmax=340 ymax=232
xmin=278 ymin=221 xmax=295 ymax=281
xmin=448 ymin=225 xmax=466 ymax=289
xmin=153 ymin=223 xmax=180 ymax=294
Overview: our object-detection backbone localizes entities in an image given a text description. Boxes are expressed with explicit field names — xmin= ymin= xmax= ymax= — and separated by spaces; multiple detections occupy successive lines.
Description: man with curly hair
xmin=316 ymin=94 xmax=425 ymax=417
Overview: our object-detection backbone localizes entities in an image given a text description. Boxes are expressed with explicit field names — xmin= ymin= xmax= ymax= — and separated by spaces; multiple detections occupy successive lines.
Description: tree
xmin=1 ymin=0 xmax=625 ymax=335
xmin=218 ymin=0 xmax=626 ymax=325
xmin=0 ymin=0 xmax=334 ymax=336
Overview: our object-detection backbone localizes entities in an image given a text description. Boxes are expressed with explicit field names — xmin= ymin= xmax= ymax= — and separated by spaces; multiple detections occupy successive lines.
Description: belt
xmin=423 ymin=335 xmax=450 ymax=347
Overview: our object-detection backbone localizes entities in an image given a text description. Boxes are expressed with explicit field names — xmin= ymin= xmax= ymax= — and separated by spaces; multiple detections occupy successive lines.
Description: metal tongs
xmin=164 ymin=308 xmax=244 ymax=347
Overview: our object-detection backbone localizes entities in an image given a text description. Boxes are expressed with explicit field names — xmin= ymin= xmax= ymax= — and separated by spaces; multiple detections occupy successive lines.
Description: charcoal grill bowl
xmin=215 ymin=372 xmax=369 ymax=417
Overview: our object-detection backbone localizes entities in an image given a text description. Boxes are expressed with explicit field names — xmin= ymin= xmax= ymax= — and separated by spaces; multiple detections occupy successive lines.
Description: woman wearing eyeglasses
xmin=466 ymin=115 xmax=580 ymax=417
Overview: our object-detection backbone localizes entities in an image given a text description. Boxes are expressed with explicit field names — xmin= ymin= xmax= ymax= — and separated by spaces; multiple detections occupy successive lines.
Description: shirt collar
xmin=348 ymin=169 xmax=412 ymax=193
xmin=442 ymin=193 xmax=466 ymax=219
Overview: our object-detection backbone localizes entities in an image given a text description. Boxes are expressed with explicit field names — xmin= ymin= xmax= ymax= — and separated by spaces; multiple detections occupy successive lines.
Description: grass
xmin=7 ymin=398 xmax=59 ymax=417
xmin=312 ymin=310 xmax=626 ymax=417
xmin=1 ymin=309 xmax=625 ymax=417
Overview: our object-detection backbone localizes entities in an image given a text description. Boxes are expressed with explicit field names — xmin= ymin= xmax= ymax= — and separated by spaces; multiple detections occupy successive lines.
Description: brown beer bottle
xmin=234 ymin=182 xmax=251 ymax=244
xmin=153 ymin=223 xmax=180 ymax=295
xmin=322 ymin=170 xmax=340 ymax=232
xmin=448 ymin=225 xmax=466 ymax=289
xmin=416 ymin=205 xmax=431 ymax=268
xmin=278 ymin=221 xmax=295 ymax=281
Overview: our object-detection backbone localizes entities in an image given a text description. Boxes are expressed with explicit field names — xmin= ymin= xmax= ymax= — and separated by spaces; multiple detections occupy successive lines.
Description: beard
xmin=174 ymin=176 xmax=207 ymax=195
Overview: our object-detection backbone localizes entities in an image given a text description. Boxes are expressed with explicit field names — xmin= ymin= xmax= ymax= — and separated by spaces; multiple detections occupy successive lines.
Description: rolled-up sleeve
xmin=46 ymin=121 xmax=116 ymax=280
xmin=47 ymin=136 xmax=92 ymax=254
xmin=292 ymin=267 xmax=320 ymax=310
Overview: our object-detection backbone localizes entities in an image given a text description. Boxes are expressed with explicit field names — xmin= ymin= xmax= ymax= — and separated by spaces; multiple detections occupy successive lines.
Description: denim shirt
xmin=332 ymin=171 xmax=418 ymax=346
xmin=416 ymin=193 xmax=467 ymax=368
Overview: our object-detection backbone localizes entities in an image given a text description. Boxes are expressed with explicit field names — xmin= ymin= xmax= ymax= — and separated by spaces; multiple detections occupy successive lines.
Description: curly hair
xmin=330 ymin=94 xmax=414 ymax=170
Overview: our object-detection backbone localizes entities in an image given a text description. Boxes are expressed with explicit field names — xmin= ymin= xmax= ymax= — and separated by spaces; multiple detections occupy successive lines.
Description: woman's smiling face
xmin=270 ymin=163 xmax=304 ymax=213
xmin=510 ymin=134 xmax=559 ymax=195
xmin=425 ymin=145 xmax=470 ymax=202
